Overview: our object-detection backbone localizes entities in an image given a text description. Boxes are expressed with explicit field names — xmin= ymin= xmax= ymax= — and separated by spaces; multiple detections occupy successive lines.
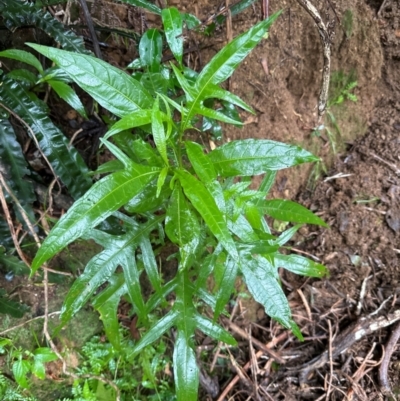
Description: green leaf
xmin=156 ymin=167 xmax=168 ymax=198
xmin=6 ymin=68 xmax=37 ymax=84
xmin=0 ymin=292 xmax=29 ymax=318
xmin=176 ymin=169 xmax=238 ymax=259
xmin=193 ymin=104 xmax=243 ymax=126
xmin=202 ymin=84 xmax=253 ymax=113
xmin=0 ymin=247 xmax=30 ymax=276
xmin=12 ymin=359 xmax=31 ymax=388
xmin=31 ymin=164 xmax=159 ymax=273
xmin=139 ymin=237 xmax=161 ymax=294
xmin=132 ymin=310 xmax=179 ymax=356
xmin=214 ymin=257 xmax=238 ymax=319
xmin=104 ymin=110 xmax=152 ymax=139
xmin=162 ymin=7 xmax=183 ymax=66
xmin=257 ymin=199 xmax=328 ymax=227
xmin=274 ymin=224 xmax=301 ymax=247
xmin=139 ymin=29 xmax=162 ymax=72
xmin=165 ymin=184 xmax=200 ymax=247
xmin=100 ymin=138 xmax=134 ymax=169
xmin=47 ymin=79 xmax=88 ymax=119
xmin=27 ymin=44 xmax=152 ymax=117
xmin=195 ymin=314 xmax=237 ymax=345
xmin=33 ymin=348 xmax=57 ymax=363
xmin=0 ymin=49 xmax=43 ymax=74
xmin=121 ymin=254 xmax=147 ymax=324
xmin=60 ymin=216 xmax=163 ymax=326
xmin=173 ymin=331 xmax=199 ymax=401
xmin=1 ymin=0 xmax=87 ymax=53
xmin=209 ymin=139 xmax=319 ymax=177
xmin=241 ymin=256 xmax=293 ymax=329
xmin=0 ymin=119 xmax=36 ymax=226
xmin=185 ymin=141 xmax=216 ymax=183
xmin=92 ymin=274 xmax=127 ymax=350
xmin=0 ymin=77 xmax=91 ymax=199
xmin=152 ymin=98 xmax=168 ymax=165
xmin=273 ymin=253 xmax=327 ymax=278
xmin=118 ymin=0 xmax=161 ymax=15
xmin=125 ymin=177 xmax=171 ymax=214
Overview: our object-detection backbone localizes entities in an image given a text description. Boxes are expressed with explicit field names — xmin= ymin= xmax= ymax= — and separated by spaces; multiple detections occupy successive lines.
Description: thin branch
xmin=295 ymin=0 xmax=331 ymax=118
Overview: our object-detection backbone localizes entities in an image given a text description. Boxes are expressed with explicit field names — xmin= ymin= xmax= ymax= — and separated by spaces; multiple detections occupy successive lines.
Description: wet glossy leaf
xmin=139 ymin=29 xmax=162 ymax=72
xmin=156 ymin=167 xmax=168 ymax=197
xmin=195 ymin=13 xmax=280 ymax=91
xmin=104 ymin=110 xmax=152 ymax=139
xmin=214 ymin=257 xmax=238 ymax=319
xmin=274 ymin=224 xmax=301 ymax=247
xmin=139 ymin=237 xmax=161 ymax=293
xmin=6 ymin=68 xmax=37 ymax=84
xmin=28 ymin=44 xmax=152 ymax=117
xmin=162 ymin=7 xmax=183 ymax=66
xmin=118 ymin=0 xmax=161 ymax=15
xmin=60 ymin=216 xmax=163 ymax=325
xmin=165 ymin=184 xmax=200 ymax=246
xmin=1 ymin=0 xmax=87 ymax=53
xmin=0 ymin=77 xmax=91 ymax=199
xmin=12 ymin=359 xmax=30 ymax=388
xmin=122 ymin=254 xmax=147 ymax=323
xmin=152 ymin=98 xmax=168 ymax=164
xmin=0 ymin=119 xmax=36 ymax=225
xmin=0 ymin=49 xmax=43 ymax=73
xmin=173 ymin=331 xmax=199 ymax=401
xmin=195 ymin=314 xmax=237 ymax=345
xmin=47 ymin=79 xmax=88 ymax=119
xmin=31 ymin=164 xmax=159 ymax=273
xmin=185 ymin=141 xmax=216 ymax=183
xmin=241 ymin=256 xmax=293 ymax=329
xmin=209 ymin=139 xmax=319 ymax=177
xmin=132 ymin=310 xmax=179 ymax=356
xmin=273 ymin=253 xmax=327 ymax=278
xmin=92 ymin=274 xmax=127 ymax=350
xmin=176 ymin=169 xmax=238 ymax=259
xmin=257 ymin=199 xmax=328 ymax=227
xmin=140 ymin=72 xmax=169 ymax=95
xmin=125 ymin=177 xmax=171 ymax=214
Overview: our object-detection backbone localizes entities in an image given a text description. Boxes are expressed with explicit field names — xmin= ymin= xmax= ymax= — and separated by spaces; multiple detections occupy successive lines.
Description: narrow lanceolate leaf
xmin=241 ymin=256 xmax=293 ymax=329
xmin=1 ymin=0 xmax=87 ymax=53
xmin=118 ymin=0 xmax=161 ymax=15
xmin=208 ymin=139 xmax=319 ymax=177
xmin=104 ymin=110 xmax=152 ymax=139
xmin=214 ymin=257 xmax=239 ymax=319
xmin=47 ymin=79 xmax=88 ymax=119
xmin=0 ymin=49 xmax=43 ymax=74
xmin=173 ymin=331 xmax=199 ymax=401
xmin=27 ymin=44 xmax=152 ymax=117
xmin=195 ymin=314 xmax=237 ymax=346
xmin=176 ymin=169 xmax=238 ymax=259
xmin=92 ymin=274 xmax=127 ymax=350
xmin=165 ymin=184 xmax=200 ymax=247
xmin=174 ymin=270 xmax=196 ymax=338
xmin=273 ymin=253 xmax=327 ymax=278
xmin=121 ymin=254 xmax=147 ymax=324
xmin=257 ymin=199 xmax=328 ymax=227
xmin=182 ymin=13 xmax=281 ymax=128
xmin=132 ymin=310 xmax=179 ymax=356
xmin=139 ymin=236 xmax=161 ymax=293
xmin=0 ymin=77 xmax=91 ymax=199
xmin=185 ymin=141 xmax=216 ymax=183
xmin=0 ymin=119 xmax=36 ymax=225
xmin=139 ymin=29 xmax=162 ymax=72
xmin=60 ymin=216 xmax=163 ymax=325
xmin=31 ymin=165 xmax=159 ymax=273
xmin=162 ymin=7 xmax=183 ymax=66
xmin=152 ymin=99 xmax=168 ymax=165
